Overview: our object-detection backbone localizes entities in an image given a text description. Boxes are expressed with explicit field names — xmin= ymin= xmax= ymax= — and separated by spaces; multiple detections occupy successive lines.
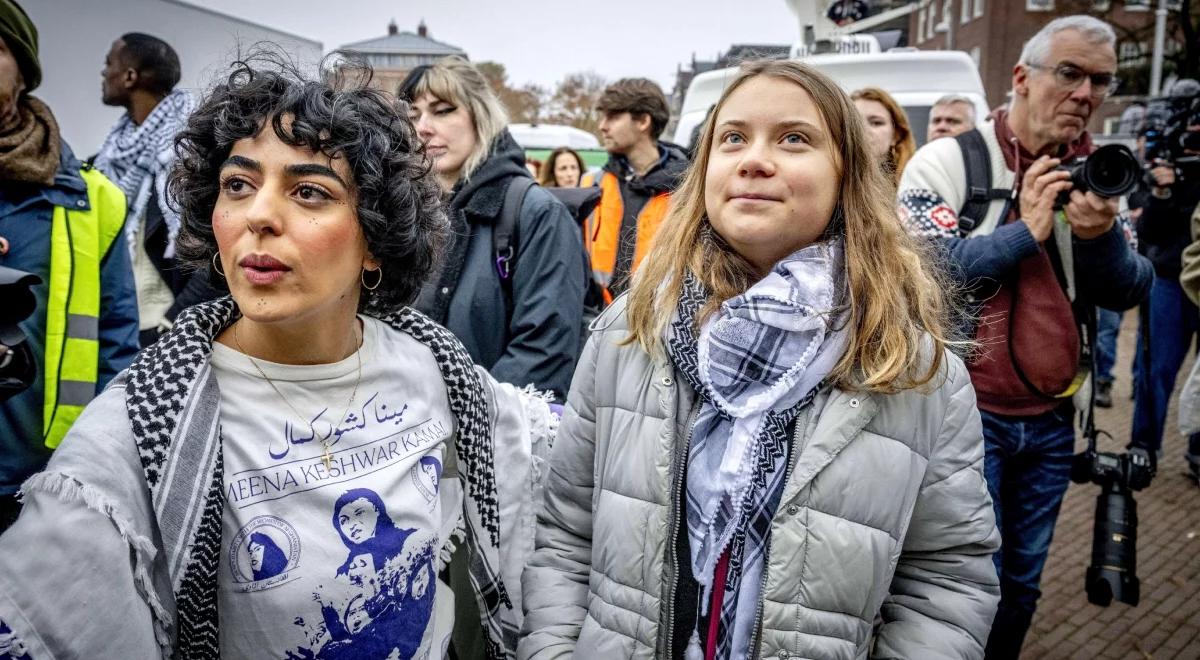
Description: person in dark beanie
xmin=0 ymin=0 xmax=139 ymax=532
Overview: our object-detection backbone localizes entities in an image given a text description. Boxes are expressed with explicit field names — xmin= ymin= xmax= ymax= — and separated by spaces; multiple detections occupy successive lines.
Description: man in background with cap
xmin=0 ymin=0 xmax=138 ymax=532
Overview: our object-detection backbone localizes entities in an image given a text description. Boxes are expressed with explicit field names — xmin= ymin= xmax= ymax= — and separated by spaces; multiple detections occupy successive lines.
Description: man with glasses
xmin=897 ymin=16 xmax=1152 ymax=660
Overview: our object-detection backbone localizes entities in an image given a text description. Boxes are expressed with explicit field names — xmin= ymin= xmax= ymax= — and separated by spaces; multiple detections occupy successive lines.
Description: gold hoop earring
xmin=212 ymin=252 xmax=225 ymax=278
xmin=361 ymin=267 xmax=383 ymax=291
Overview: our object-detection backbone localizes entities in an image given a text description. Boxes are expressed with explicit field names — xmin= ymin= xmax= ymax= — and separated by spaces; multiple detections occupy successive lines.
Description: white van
xmin=508 ymin=123 xmax=601 ymax=150
xmin=673 ymin=50 xmax=990 ymax=151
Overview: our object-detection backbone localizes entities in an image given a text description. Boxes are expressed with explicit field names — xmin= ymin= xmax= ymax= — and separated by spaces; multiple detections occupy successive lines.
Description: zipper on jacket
xmin=749 ymin=412 xmax=807 ymax=658
xmin=663 ymin=400 xmax=701 ymax=660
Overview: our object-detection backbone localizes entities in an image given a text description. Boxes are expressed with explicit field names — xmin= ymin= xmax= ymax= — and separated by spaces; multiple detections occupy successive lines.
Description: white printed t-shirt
xmin=211 ymin=316 xmax=460 ymax=659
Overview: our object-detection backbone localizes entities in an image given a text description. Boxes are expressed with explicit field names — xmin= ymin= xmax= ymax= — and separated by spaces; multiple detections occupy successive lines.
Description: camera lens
xmin=1080 ymin=145 xmax=1140 ymax=198
xmin=1086 ymin=482 xmax=1140 ymax=607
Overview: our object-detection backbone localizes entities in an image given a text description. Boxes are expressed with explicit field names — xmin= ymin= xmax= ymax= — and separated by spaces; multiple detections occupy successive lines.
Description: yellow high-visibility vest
xmin=42 ymin=166 xmax=126 ymax=448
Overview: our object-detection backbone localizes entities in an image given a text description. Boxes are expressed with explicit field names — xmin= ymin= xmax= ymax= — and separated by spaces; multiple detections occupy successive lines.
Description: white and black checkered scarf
xmin=94 ymin=90 xmax=196 ymax=259
xmin=664 ymin=238 xmax=848 ymax=659
xmin=126 ymin=297 xmax=517 ymax=658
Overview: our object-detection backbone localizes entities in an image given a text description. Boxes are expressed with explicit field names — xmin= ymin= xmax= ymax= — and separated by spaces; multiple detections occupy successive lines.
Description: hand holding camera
xmin=1064 ymin=189 xmax=1120 ymax=240
xmin=1019 ymin=156 xmax=1072 ymax=242
xmin=1019 ymin=145 xmax=1138 ymax=242
xmin=1147 ymin=161 xmax=1177 ymax=191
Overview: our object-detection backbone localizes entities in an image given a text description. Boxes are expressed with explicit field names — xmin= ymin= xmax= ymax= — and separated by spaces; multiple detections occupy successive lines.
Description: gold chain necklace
xmin=233 ymin=320 xmax=363 ymax=470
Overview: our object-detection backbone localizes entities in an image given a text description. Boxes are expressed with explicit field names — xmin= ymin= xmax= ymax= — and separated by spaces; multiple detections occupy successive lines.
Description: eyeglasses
xmin=1027 ymin=63 xmax=1120 ymax=98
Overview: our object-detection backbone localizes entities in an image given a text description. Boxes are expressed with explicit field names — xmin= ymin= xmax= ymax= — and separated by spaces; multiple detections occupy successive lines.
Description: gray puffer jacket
xmin=519 ymin=297 xmax=1000 ymax=660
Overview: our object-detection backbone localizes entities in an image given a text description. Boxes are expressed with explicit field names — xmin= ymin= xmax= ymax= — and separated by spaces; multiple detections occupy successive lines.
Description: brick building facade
xmin=907 ymin=0 xmax=1189 ymax=131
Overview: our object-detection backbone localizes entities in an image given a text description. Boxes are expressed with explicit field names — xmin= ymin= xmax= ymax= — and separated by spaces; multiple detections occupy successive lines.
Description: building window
xmin=1118 ymin=40 xmax=1149 ymax=68
xmin=1026 ymin=0 xmax=1054 ymax=10
xmin=975 ymin=0 xmax=985 ymax=18
xmin=918 ymin=7 xmax=927 ymax=42
xmin=1092 ymin=1 xmax=1111 ymax=9
xmin=1124 ymin=0 xmax=1149 ymax=9
xmin=928 ymin=1 xmax=938 ymax=37
xmin=961 ymin=0 xmax=971 ymax=23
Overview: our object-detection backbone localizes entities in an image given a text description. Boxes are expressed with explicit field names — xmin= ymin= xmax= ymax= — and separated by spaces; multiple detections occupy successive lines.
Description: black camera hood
xmin=0 ymin=265 xmax=42 ymax=327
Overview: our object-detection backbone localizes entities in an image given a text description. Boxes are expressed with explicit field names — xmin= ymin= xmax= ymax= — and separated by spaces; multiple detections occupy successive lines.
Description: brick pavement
xmin=1022 ymin=312 xmax=1200 ymax=659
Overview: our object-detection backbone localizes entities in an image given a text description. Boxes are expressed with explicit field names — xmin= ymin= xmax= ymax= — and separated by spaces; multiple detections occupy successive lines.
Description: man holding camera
xmin=1131 ymin=78 xmax=1200 ymax=478
xmin=898 ymin=16 xmax=1153 ymax=660
xmin=0 ymin=0 xmax=139 ymax=532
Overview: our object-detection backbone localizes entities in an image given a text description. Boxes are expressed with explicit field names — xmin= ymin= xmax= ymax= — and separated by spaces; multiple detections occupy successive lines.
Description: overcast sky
xmin=197 ymin=0 xmax=804 ymax=91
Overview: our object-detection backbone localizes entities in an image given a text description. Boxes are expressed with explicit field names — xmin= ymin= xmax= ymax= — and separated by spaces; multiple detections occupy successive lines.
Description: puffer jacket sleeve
xmin=518 ymin=327 xmax=600 ymax=659
xmin=873 ymin=355 xmax=1001 ymax=660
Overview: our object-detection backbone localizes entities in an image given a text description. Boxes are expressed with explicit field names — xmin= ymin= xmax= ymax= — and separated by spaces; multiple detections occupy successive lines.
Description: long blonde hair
xmin=851 ymin=87 xmax=916 ymax=187
xmin=625 ymin=60 xmax=956 ymax=394
xmin=406 ymin=56 xmax=509 ymax=181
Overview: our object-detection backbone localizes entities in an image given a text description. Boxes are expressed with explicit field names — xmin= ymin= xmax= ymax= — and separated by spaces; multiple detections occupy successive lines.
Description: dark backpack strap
xmin=494 ymin=177 xmax=534 ymax=313
xmin=954 ymin=129 xmax=1009 ymax=238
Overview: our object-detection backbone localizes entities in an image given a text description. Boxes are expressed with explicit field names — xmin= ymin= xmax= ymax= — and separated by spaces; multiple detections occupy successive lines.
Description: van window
xmin=903 ymin=105 xmax=931 ymax=147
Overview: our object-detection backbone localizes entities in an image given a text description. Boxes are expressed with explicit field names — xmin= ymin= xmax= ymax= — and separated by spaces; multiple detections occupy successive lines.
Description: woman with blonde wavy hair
xmin=852 ymin=86 xmax=916 ymax=187
xmin=400 ymin=56 xmax=585 ymax=401
xmin=520 ymin=59 xmax=999 ymax=660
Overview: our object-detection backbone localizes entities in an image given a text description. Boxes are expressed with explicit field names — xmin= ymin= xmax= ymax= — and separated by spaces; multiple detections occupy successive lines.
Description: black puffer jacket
xmin=414 ymin=130 xmax=586 ymax=400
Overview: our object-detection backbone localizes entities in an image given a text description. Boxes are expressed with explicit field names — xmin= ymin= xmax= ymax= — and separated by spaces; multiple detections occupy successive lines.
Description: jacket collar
xmin=0 ymin=139 xmax=87 ymax=213
xmin=602 ymin=141 xmax=689 ymax=196
xmin=779 ymin=388 xmax=879 ymax=503
xmin=451 ymin=129 xmax=531 ymax=223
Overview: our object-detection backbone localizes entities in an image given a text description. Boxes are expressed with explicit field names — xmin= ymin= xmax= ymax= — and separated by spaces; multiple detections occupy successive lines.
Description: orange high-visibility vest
xmin=583 ymin=171 xmax=671 ymax=304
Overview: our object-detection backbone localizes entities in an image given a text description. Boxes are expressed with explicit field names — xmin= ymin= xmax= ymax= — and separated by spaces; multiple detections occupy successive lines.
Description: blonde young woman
xmin=520 ymin=60 xmax=1000 ymax=660
xmin=400 ymin=57 xmax=586 ymax=401
xmin=851 ymin=87 xmax=916 ymax=187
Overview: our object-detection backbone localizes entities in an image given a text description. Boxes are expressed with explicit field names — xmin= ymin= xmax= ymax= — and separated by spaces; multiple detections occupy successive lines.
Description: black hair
xmin=170 ymin=51 xmax=448 ymax=314
xmin=119 ymin=32 xmax=182 ymax=96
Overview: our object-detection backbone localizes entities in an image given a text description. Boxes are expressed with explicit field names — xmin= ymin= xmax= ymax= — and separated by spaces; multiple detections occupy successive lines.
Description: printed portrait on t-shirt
xmin=412 ymin=456 xmax=442 ymax=503
xmin=228 ymin=516 xmax=301 ymax=589
xmin=248 ymin=532 xmax=288 ymax=581
xmin=295 ymin=488 xmax=441 ymax=659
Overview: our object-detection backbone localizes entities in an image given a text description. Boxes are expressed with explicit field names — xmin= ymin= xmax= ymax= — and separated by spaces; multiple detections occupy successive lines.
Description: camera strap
xmin=1079 ymin=304 xmax=1099 ymax=450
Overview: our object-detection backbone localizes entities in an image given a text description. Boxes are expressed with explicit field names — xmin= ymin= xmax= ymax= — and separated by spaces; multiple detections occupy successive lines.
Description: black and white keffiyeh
xmin=126 ymin=298 xmax=515 ymax=659
xmin=94 ymin=89 xmax=196 ymax=259
xmin=665 ymin=238 xmax=848 ymax=660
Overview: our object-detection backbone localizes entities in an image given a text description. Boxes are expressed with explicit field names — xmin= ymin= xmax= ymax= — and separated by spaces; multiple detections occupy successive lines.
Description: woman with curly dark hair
xmin=0 ymin=56 xmax=555 ymax=660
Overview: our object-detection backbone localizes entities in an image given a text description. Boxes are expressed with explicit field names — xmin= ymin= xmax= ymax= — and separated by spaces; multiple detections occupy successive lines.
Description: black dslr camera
xmin=0 ymin=265 xmax=41 ymax=402
xmin=1142 ymin=86 xmax=1200 ymax=181
xmin=1069 ymin=439 xmax=1153 ymax=607
xmin=1054 ymin=144 xmax=1141 ymax=209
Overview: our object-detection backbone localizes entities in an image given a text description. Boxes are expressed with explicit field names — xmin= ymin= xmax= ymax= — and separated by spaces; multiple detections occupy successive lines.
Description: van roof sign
xmin=792 ymin=35 xmax=881 ymax=57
